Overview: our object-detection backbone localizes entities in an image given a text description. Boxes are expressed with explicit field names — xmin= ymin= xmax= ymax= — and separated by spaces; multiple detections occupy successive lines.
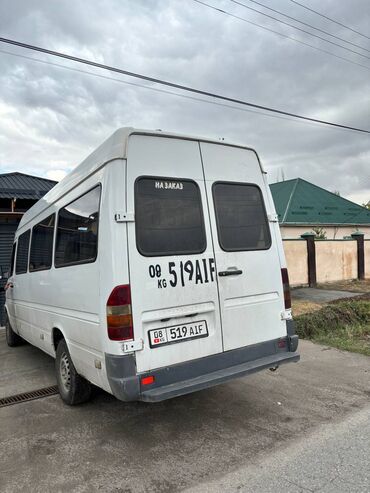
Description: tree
xmin=311 ymin=227 xmax=327 ymax=239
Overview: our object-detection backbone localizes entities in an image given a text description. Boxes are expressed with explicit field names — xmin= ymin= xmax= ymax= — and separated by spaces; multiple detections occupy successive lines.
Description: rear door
xmin=200 ymin=143 xmax=286 ymax=351
xmin=127 ymin=135 xmax=223 ymax=373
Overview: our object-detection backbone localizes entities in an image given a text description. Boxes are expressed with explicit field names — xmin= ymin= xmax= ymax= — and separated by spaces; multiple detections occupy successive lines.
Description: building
xmin=270 ymin=178 xmax=370 ymax=239
xmin=0 ymin=172 xmax=57 ymax=325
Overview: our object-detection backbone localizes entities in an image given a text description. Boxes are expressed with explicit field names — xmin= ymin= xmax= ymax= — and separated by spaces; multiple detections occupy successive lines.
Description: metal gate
xmin=0 ymin=221 xmax=19 ymax=326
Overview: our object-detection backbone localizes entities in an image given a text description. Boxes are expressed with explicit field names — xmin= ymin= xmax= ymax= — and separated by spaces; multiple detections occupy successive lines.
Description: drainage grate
xmin=0 ymin=385 xmax=59 ymax=408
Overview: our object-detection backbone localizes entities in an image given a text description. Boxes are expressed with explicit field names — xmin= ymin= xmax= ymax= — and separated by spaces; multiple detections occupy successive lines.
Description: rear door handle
xmin=218 ymin=270 xmax=243 ymax=277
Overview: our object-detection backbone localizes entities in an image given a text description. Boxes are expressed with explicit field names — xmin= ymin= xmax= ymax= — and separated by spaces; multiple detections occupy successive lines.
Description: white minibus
xmin=4 ymin=128 xmax=299 ymax=405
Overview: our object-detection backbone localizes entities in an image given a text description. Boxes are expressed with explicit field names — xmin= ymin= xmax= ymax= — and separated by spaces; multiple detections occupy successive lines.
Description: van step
xmin=0 ymin=385 xmax=58 ymax=408
xmin=141 ymin=352 xmax=299 ymax=402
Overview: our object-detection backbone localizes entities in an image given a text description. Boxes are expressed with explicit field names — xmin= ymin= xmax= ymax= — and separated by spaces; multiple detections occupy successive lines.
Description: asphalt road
xmin=0 ymin=331 xmax=369 ymax=493
xmin=186 ymin=404 xmax=370 ymax=493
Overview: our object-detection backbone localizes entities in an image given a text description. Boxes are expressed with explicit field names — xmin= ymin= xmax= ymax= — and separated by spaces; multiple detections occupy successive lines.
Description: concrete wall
xmin=283 ymin=239 xmax=362 ymax=286
xmin=280 ymin=225 xmax=370 ymax=240
xmin=284 ymin=240 xmax=308 ymax=286
xmin=365 ymin=240 xmax=370 ymax=280
xmin=315 ymin=240 xmax=357 ymax=283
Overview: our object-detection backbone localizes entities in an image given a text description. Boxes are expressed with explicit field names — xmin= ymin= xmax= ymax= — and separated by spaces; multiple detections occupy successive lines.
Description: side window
xmin=212 ymin=182 xmax=271 ymax=251
xmin=55 ymin=186 xmax=101 ymax=267
xmin=135 ymin=177 xmax=206 ymax=256
xmin=29 ymin=214 xmax=55 ymax=272
xmin=10 ymin=242 xmax=16 ymax=276
xmin=16 ymin=230 xmax=31 ymax=274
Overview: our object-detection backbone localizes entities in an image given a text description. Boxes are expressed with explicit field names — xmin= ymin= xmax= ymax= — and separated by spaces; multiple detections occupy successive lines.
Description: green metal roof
xmin=270 ymin=178 xmax=370 ymax=225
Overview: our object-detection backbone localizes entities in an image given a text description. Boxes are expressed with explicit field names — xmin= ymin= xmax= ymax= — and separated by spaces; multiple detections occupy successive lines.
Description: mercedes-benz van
xmin=5 ymin=128 xmax=299 ymax=405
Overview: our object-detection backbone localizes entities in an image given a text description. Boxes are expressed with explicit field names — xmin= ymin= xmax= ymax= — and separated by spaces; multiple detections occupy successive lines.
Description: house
xmin=270 ymin=178 xmax=370 ymax=239
xmin=0 ymin=172 xmax=57 ymax=325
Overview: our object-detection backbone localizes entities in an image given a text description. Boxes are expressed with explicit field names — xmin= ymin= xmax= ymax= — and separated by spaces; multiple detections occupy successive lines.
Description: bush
xmin=295 ymin=300 xmax=370 ymax=339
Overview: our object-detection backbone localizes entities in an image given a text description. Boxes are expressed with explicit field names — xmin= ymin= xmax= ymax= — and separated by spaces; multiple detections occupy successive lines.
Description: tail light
xmin=106 ymin=285 xmax=134 ymax=341
xmin=281 ymin=268 xmax=291 ymax=309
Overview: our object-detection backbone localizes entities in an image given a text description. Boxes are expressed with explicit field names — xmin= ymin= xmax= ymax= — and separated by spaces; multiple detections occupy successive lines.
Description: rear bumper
xmin=105 ymin=331 xmax=300 ymax=403
xmin=141 ymin=350 xmax=299 ymax=402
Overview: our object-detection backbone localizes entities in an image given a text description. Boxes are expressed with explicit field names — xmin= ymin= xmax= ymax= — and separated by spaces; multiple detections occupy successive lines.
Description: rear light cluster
xmin=106 ymin=285 xmax=134 ymax=341
xmin=281 ymin=268 xmax=292 ymax=309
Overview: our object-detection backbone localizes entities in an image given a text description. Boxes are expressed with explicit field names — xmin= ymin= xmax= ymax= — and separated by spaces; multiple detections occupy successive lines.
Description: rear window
xmin=16 ymin=230 xmax=31 ymax=274
xmin=135 ymin=177 xmax=206 ymax=256
xmin=30 ymin=214 xmax=55 ymax=271
xmin=212 ymin=182 xmax=271 ymax=251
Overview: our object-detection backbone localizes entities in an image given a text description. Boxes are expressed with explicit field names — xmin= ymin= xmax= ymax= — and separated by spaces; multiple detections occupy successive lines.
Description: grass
xmin=291 ymin=279 xmax=370 ymax=317
xmin=292 ymin=300 xmax=322 ymax=316
xmin=316 ymin=279 xmax=370 ymax=293
xmin=294 ymin=298 xmax=370 ymax=356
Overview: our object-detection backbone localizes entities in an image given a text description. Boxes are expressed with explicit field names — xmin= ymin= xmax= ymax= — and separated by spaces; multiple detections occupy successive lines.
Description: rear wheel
xmin=55 ymin=339 xmax=92 ymax=405
xmin=5 ymin=313 xmax=23 ymax=347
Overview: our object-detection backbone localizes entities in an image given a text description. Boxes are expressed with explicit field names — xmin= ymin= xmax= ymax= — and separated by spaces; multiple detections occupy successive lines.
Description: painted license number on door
xmin=149 ymin=320 xmax=208 ymax=348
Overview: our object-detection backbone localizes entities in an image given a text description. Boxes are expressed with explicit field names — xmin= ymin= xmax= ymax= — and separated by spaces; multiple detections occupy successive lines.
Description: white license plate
xmin=149 ymin=320 xmax=208 ymax=348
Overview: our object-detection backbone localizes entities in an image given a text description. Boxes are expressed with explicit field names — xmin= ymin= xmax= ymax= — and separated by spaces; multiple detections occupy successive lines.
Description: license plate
xmin=149 ymin=320 xmax=208 ymax=348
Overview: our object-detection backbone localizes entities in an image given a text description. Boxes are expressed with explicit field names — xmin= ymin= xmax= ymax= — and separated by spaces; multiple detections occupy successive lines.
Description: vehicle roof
xmin=18 ymin=127 xmax=260 ymax=231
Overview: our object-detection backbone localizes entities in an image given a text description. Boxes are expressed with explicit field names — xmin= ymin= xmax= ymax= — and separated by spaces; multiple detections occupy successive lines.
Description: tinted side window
xmin=135 ymin=177 xmax=206 ymax=256
xmin=213 ymin=182 xmax=271 ymax=251
xmin=55 ymin=186 xmax=101 ymax=267
xmin=16 ymin=230 xmax=31 ymax=274
xmin=30 ymin=214 xmax=55 ymax=271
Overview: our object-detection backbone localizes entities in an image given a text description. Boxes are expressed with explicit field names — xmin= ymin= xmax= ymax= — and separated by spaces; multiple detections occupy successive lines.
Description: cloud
xmin=46 ymin=169 xmax=67 ymax=181
xmin=0 ymin=0 xmax=369 ymax=203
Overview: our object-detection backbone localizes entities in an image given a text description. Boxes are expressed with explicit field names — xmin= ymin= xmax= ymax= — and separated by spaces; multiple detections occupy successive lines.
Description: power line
xmin=227 ymin=0 xmax=370 ymax=60
xmin=193 ymin=0 xmax=370 ymax=71
xmin=0 ymin=48 xmax=360 ymax=134
xmin=3 ymin=49 xmax=365 ymax=142
xmin=236 ymin=0 xmax=370 ymax=52
xmin=0 ymin=36 xmax=369 ymax=134
xmin=289 ymin=0 xmax=370 ymax=41
xmin=0 ymin=48 xmax=329 ymax=129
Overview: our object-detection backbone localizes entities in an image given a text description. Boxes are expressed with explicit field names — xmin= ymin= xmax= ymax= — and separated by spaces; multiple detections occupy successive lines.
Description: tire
xmin=5 ymin=313 xmax=23 ymax=347
xmin=55 ymin=339 xmax=92 ymax=405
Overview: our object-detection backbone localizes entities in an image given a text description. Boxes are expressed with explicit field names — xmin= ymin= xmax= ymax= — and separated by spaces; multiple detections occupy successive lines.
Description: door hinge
xmin=122 ymin=339 xmax=144 ymax=353
xmin=114 ymin=211 xmax=135 ymax=223
xmin=268 ymin=213 xmax=279 ymax=223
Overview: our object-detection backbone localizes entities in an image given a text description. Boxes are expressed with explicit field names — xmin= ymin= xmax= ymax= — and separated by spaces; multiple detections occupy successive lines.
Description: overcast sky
xmin=0 ymin=0 xmax=369 ymax=204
